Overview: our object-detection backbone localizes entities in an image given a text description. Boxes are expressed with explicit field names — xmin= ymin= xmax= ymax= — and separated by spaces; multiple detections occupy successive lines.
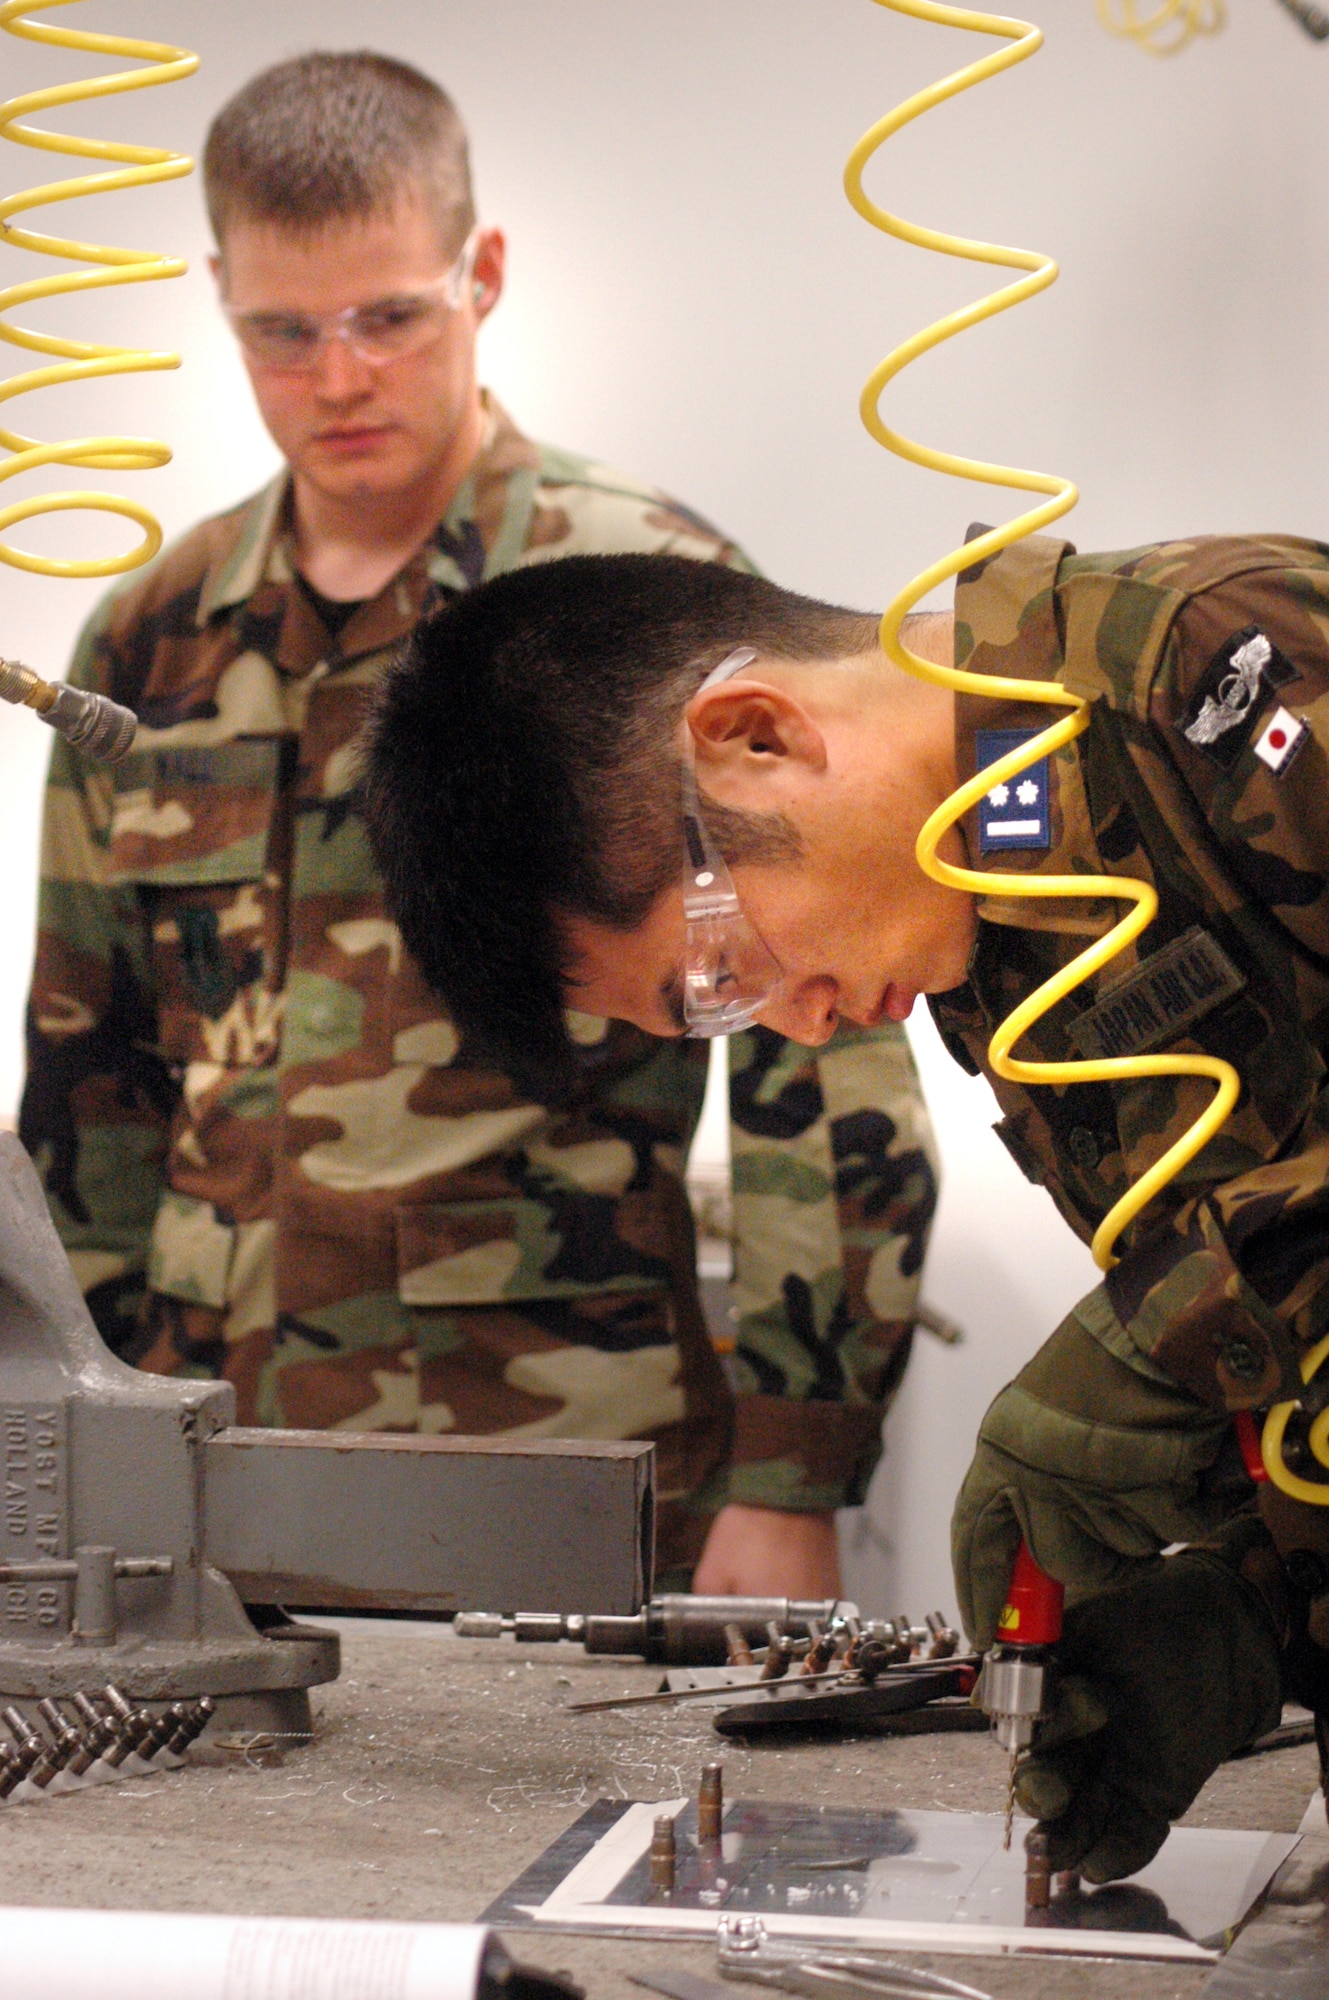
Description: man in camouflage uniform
xmin=20 ymin=52 xmax=938 ymax=1591
xmin=360 ymin=530 xmax=1329 ymax=1879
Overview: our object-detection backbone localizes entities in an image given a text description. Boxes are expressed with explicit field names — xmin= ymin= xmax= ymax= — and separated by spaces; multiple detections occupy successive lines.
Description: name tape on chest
xmin=1066 ymin=927 xmax=1246 ymax=1062
xmin=976 ymin=728 xmax=1052 ymax=855
xmin=1179 ymin=626 xmax=1299 ymax=770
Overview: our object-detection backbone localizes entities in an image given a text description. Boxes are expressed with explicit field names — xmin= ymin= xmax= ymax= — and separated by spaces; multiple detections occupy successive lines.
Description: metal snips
xmin=716 ymin=1916 xmax=992 ymax=2000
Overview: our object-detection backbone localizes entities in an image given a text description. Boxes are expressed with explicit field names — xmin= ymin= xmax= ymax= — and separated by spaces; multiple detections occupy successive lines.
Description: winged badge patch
xmin=1180 ymin=626 xmax=1298 ymax=769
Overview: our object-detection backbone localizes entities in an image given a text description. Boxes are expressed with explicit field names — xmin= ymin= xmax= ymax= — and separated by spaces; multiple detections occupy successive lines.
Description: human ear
xmin=208 ymin=252 xmax=225 ymax=299
xmin=687 ymin=680 xmax=828 ymax=777
xmin=471 ymin=227 xmax=506 ymax=321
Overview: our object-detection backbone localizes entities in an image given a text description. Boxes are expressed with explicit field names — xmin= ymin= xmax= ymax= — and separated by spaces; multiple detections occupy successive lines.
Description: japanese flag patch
xmin=1253 ymin=705 xmax=1309 ymax=775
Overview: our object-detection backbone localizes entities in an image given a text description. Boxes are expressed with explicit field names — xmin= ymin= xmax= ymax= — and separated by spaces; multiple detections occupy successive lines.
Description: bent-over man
xmin=363 ymin=533 xmax=1329 ymax=1873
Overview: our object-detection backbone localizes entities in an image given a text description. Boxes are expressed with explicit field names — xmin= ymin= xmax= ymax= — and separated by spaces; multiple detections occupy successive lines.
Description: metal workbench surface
xmin=0 ymin=1623 xmax=1316 ymax=2000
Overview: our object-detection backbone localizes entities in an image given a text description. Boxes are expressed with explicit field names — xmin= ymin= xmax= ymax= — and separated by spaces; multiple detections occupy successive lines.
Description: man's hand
xmin=1013 ymin=1523 xmax=1284 ymax=1882
xmin=951 ymin=1303 xmax=1232 ymax=1649
xmin=692 ymin=1504 xmax=842 ymax=1596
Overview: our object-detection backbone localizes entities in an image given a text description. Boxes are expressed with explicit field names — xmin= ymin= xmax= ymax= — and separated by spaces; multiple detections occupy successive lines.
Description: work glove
xmin=952 ymin=1294 xmax=1234 ymax=1650
xmin=1013 ymin=1517 xmax=1286 ymax=1881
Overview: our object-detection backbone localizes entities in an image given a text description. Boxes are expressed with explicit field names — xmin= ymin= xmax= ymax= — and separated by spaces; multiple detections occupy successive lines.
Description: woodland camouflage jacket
xmin=20 ymin=394 xmax=938 ymax=1574
xmin=934 ymin=531 xmax=1329 ymax=1512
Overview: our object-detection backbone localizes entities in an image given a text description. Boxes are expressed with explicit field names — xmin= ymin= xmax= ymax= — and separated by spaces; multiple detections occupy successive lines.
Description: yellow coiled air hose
xmin=0 ymin=0 xmax=196 ymax=757
xmin=1096 ymin=0 xmax=1226 ymax=54
xmin=0 ymin=0 xmax=197 ymax=582
xmin=847 ymin=0 xmax=1324 ymax=1503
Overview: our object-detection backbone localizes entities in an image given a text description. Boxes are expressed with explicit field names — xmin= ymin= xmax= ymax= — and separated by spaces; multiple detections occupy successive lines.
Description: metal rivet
xmin=1221 ymin=1339 xmax=1264 ymax=1382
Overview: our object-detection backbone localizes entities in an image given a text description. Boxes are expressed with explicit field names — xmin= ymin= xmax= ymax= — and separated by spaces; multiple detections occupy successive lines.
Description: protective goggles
xmin=682 ymin=647 xmax=786 ymax=1037
xmin=227 ymin=227 xmax=481 ymax=373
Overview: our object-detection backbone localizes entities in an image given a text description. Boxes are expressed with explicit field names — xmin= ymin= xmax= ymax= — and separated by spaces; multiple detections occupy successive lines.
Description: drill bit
xmin=980 ymin=1545 xmax=1065 ymax=1853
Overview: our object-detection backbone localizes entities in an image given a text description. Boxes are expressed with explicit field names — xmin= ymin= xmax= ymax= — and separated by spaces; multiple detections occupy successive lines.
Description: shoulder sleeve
xmin=724 ymin=1023 xmax=938 ymax=1511
xmin=1146 ymin=542 xmax=1329 ymax=972
xmin=18 ymin=594 xmax=171 ymax=1357
xmin=953 ymin=530 xmax=1070 ymax=681
xmin=525 ymin=448 xmax=760 ymax=574
xmin=1086 ymin=547 xmax=1329 ymax=1418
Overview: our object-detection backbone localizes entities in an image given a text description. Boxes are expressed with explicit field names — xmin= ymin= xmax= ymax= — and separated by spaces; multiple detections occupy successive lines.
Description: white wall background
xmin=1 ymin=0 xmax=1325 ymax=1619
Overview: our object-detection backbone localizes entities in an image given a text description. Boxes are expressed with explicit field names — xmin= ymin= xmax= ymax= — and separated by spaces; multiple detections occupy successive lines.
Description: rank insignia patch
xmin=976 ymin=729 xmax=1052 ymax=855
xmin=1253 ymin=705 xmax=1309 ymax=775
xmin=1180 ymin=626 xmax=1298 ymax=769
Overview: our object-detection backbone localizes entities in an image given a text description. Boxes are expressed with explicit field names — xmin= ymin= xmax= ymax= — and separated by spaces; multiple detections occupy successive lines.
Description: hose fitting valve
xmin=0 ymin=657 xmax=136 ymax=762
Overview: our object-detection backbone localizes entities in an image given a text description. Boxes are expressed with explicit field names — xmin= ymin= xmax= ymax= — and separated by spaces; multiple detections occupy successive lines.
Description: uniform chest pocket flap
xmin=106 ymin=740 xmax=283 ymax=889
xmin=108 ymin=741 xmax=285 ymax=1062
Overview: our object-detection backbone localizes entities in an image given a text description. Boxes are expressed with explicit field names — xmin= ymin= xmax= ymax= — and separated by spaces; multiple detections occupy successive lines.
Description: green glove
xmin=952 ymin=1296 xmax=1233 ymax=1649
xmin=1014 ymin=1521 xmax=1285 ymax=1882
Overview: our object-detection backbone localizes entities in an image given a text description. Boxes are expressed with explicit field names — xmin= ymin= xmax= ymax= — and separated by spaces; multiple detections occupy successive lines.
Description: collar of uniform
xmin=196 ymin=470 xmax=288 ymax=628
xmin=285 ymin=394 xmax=542 ymax=666
xmin=953 ymin=531 xmax=1114 ymax=940
xmin=194 ymin=392 xmax=544 ymax=661
xmin=427 ymin=389 xmax=543 ymax=594
xmin=193 ymin=477 xmax=391 ymax=677
xmin=953 ymin=529 xmax=1192 ymax=712
xmin=287 ymin=542 xmax=428 ymax=672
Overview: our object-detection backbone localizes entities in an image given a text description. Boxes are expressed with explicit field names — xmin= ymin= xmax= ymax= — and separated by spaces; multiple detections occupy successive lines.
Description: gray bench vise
xmin=0 ymin=1132 xmax=653 ymax=1732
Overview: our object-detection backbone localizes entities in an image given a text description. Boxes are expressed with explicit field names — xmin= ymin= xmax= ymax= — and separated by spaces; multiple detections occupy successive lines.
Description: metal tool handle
xmin=717 ymin=1920 xmax=991 ymax=2000
xmin=775 ymin=1968 xmax=991 ymax=2000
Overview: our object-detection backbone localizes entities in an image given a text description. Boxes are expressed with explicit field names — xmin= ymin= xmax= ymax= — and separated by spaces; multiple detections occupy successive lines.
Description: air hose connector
xmin=0 ymin=655 xmax=135 ymax=761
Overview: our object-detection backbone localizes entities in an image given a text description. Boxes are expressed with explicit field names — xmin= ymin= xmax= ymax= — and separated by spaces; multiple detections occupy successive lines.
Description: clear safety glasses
xmin=227 ymin=227 xmax=481 ymax=373
xmin=682 ymin=647 xmax=786 ymax=1037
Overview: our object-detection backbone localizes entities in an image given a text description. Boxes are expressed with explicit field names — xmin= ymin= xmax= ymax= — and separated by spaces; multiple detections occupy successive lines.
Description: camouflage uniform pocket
xmin=108 ymin=743 xmax=285 ymax=1070
xmin=147 ymin=1191 xmax=276 ymax=1327
xmin=147 ymin=1190 xmax=235 ymax=1309
xmin=107 ymin=741 xmax=283 ymax=887
xmin=394 ymin=1196 xmax=672 ymax=1308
